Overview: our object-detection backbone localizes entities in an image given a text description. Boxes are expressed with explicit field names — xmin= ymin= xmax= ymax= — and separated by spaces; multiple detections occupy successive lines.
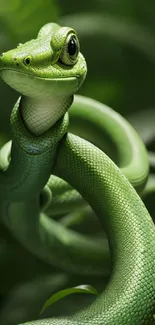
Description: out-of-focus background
xmin=0 ymin=1 xmax=155 ymax=324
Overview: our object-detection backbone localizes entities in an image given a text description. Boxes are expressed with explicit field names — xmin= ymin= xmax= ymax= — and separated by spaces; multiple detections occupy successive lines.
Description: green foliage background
xmin=0 ymin=1 xmax=154 ymax=324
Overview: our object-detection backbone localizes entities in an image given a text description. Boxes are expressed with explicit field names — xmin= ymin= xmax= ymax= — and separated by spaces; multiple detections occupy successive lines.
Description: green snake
xmin=0 ymin=22 xmax=155 ymax=324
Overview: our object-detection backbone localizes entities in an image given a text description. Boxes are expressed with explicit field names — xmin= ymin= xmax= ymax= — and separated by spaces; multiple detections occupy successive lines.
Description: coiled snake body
xmin=0 ymin=22 xmax=155 ymax=324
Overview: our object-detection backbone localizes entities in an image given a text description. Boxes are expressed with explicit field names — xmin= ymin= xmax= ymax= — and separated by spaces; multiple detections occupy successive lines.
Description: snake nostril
xmin=13 ymin=57 xmax=20 ymax=67
xmin=0 ymin=53 xmax=4 ymax=58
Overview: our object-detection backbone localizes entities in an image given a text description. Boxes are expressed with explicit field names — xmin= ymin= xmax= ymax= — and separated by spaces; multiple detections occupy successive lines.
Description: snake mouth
xmin=0 ymin=69 xmax=79 ymax=98
xmin=0 ymin=67 xmax=79 ymax=80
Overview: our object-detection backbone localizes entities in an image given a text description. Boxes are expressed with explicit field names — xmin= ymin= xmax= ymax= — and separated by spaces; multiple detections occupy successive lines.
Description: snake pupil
xmin=68 ymin=36 xmax=77 ymax=57
xmin=26 ymin=58 xmax=30 ymax=65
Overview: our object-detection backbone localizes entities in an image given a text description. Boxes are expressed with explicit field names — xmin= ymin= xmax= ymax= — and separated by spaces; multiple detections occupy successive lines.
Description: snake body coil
xmin=0 ymin=22 xmax=154 ymax=325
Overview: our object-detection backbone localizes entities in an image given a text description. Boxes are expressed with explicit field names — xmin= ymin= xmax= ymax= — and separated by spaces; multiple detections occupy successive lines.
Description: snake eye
xmin=60 ymin=33 xmax=80 ymax=66
xmin=23 ymin=56 xmax=31 ymax=66
xmin=68 ymin=36 xmax=78 ymax=57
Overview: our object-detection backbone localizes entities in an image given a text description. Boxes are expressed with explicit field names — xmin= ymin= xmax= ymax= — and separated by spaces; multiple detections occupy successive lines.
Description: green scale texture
xmin=20 ymin=132 xmax=155 ymax=324
xmin=0 ymin=22 xmax=154 ymax=325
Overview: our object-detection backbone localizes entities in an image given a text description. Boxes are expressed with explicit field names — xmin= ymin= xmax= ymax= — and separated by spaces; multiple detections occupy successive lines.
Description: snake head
xmin=0 ymin=23 xmax=87 ymax=98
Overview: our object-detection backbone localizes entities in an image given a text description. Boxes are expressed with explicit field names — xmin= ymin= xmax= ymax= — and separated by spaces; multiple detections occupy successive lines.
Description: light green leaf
xmin=40 ymin=284 xmax=98 ymax=314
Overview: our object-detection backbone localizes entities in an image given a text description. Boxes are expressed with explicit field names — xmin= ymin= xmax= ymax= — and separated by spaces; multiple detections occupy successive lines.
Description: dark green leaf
xmin=40 ymin=285 xmax=98 ymax=314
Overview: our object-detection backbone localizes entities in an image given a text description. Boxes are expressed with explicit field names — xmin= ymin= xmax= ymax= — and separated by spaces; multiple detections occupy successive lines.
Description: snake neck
xmin=20 ymin=95 xmax=73 ymax=136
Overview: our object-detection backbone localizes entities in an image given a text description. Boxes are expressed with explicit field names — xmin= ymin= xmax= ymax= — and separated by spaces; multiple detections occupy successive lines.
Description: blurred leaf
xmin=40 ymin=284 xmax=98 ymax=314
xmin=60 ymin=13 xmax=155 ymax=63
xmin=0 ymin=0 xmax=60 ymax=41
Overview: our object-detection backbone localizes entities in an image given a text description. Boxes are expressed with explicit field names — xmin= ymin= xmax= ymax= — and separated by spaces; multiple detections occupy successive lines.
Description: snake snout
xmin=0 ymin=51 xmax=20 ymax=71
